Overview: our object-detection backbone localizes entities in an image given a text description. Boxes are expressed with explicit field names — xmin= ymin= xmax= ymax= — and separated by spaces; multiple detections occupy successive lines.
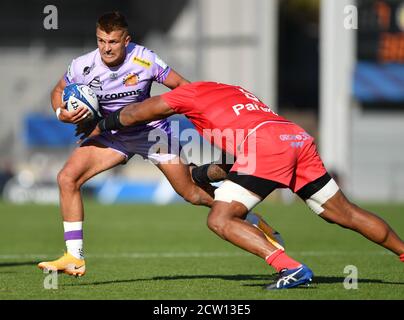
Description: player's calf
xmin=320 ymin=190 xmax=404 ymax=257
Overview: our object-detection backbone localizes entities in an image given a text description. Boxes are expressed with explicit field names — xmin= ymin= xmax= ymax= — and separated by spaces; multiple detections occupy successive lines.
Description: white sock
xmin=63 ymin=221 xmax=84 ymax=260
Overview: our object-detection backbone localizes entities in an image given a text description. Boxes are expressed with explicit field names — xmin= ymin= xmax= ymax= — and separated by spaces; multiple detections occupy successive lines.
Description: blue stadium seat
xmin=353 ymin=62 xmax=404 ymax=103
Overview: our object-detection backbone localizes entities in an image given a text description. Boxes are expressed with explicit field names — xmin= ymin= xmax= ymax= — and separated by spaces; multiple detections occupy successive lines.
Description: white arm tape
xmin=214 ymin=180 xmax=261 ymax=211
xmin=55 ymin=107 xmax=62 ymax=120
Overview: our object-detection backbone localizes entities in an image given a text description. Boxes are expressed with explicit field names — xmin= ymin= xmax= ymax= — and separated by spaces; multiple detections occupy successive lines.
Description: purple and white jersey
xmin=64 ymin=42 xmax=171 ymax=135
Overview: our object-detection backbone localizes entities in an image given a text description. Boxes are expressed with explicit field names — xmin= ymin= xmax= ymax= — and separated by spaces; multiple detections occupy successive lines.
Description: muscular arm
xmin=51 ymin=77 xmax=66 ymax=112
xmin=163 ymin=69 xmax=190 ymax=89
xmin=101 ymin=68 xmax=187 ymax=127
xmin=95 ymin=95 xmax=176 ymax=133
xmin=120 ymin=96 xmax=176 ymax=126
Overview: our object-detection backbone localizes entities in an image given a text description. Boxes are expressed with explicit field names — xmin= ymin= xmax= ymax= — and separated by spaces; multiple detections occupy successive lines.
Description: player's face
xmin=96 ymin=28 xmax=131 ymax=67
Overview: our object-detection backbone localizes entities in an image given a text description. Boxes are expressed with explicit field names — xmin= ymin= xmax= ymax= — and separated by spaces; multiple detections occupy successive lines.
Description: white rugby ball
xmin=62 ymin=84 xmax=100 ymax=122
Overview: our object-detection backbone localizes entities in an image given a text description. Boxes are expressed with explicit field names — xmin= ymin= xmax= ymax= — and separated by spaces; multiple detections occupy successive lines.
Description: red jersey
xmin=161 ymin=82 xmax=290 ymax=155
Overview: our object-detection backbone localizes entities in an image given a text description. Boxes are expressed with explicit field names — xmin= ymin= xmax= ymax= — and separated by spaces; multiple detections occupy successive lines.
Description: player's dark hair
xmin=96 ymin=11 xmax=129 ymax=33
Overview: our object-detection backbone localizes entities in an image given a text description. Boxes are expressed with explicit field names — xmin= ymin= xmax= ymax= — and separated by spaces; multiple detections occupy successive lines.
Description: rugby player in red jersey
xmin=37 ymin=13 xmax=280 ymax=277
xmin=84 ymin=81 xmax=404 ymax=289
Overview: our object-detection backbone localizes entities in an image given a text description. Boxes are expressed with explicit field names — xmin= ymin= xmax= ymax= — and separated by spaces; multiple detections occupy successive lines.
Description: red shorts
xmin=230 ymin=122 xmax=327 ymax=193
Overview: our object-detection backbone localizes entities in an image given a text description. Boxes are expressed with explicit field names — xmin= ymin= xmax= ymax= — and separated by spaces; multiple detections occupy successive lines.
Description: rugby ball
xmin=62 ymin=84 xmax=100 ymax=122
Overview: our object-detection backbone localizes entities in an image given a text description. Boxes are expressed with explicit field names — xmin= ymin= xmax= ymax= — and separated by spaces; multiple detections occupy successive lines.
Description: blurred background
xmin=0 ymin=0 xmax=403 ymax=205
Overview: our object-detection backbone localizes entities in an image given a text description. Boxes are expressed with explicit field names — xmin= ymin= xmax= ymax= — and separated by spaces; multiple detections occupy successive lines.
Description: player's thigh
xmin=296 ymin=172 xmax=341 ymax=218
xmin=209 ymin=197 xmax=251 ymax=222
xmin=213 ymin=178 xmax=266 ymax=213
xmin=61 ymin=140 xmax=126 ymax=184
xmin=319 ymin=190 xmax=355 ymax=225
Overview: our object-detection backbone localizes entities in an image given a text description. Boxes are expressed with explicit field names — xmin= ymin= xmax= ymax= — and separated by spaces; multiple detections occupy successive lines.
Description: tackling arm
xmin=79 ymin=96 xmax=176 ymax=142
xmin=91 ymin=95 xmax=176 ymax=135
xmin=119 ymin=96 xmax=176 ymax=126
xmin=191 ymin=152 xmax=234 ymax=185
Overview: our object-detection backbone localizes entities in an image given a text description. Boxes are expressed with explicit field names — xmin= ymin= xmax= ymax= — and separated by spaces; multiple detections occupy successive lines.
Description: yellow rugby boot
xmin=38 ymin=252 xmax=85 ymax=277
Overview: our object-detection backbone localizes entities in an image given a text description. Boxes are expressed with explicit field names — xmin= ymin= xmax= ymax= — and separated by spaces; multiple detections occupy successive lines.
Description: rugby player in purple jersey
xmin=38 ymin=12 xmax=282 ymax=276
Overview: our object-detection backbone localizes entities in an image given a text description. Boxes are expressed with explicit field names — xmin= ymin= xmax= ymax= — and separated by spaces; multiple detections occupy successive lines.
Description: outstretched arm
xmin=79 ymin=96 xmax=175 ymax=141
xmin=119 ymin=96 xmax=176 ymax=127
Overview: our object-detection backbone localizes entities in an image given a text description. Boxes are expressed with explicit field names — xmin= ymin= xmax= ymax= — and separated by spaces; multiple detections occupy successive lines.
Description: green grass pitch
xmin=0 ymin=200 xmax=403 ymax=300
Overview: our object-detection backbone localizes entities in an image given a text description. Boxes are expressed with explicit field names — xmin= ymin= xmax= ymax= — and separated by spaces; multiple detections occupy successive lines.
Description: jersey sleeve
xmin=63 ymin=59 xmax=84 ymax=84
xmin=161 ymin=83 xmax=196 ymax=114
xmin=150 ymin=51 xmax=171 ymax=84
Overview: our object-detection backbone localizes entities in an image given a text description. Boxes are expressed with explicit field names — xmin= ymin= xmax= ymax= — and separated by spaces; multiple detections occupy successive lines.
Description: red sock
xmin=265 ymin=249 xmax=302 ymax=273
xmin=400 ymin=254 xmax=404 ymax=262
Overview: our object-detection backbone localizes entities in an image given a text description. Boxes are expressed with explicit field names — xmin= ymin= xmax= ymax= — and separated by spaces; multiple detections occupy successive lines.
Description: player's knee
xmin=181 ymin=189 xmax=201 ymax=205
xmin=207 ymin=211 xmax=227 ymax=237
xmin=181 ymin=186 xmax=213 ymax=207
xmin=57 ymin=169 xmax=81 ymax=192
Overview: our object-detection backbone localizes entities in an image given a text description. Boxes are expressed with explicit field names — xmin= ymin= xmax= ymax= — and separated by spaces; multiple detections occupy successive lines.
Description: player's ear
xmin=124 ymin=33 xmax=131 ymax=47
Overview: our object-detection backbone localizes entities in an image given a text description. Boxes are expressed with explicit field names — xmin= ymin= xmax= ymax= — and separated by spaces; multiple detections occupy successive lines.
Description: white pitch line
xmin=0 ymin=251 xmax=392 ymax=260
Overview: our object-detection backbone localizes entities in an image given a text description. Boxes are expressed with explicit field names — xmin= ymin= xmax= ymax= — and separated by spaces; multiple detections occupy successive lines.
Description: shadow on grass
xmin=64 ymin=274 xmax=404 ymax=287
xmin=0 ymin=261 xmax=40 ymax=267
xmin=65 ymin=274 xmax=275 ymax=286
xmin=244 ymin=276 xmax=404 ymax=288
xmin=315 ymin=276 xmax=404 ymax=286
